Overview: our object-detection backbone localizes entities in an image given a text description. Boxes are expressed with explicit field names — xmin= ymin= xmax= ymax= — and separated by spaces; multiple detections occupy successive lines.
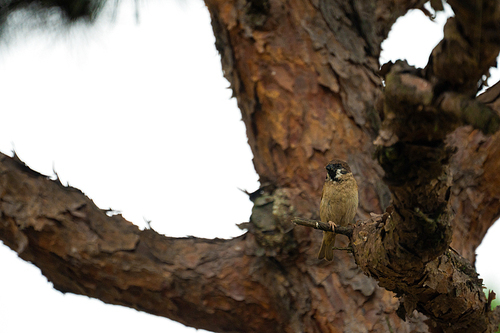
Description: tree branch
xmin=2 ymin=151 xmax=419 ymax=333
xmin=369 ymin=2 xmax=500 ymax=330
xmin=3 ymin=0 xmax=500 ymax=332
xmin=424 ymin=0 xmax=500 ymax=95
xmin=294 ymin=210 xmax=500 ymax=332
xmin=439 ymin=91 xmax=500 ymax=134
xmin=0 ymin=152 xmax=286 ymax=333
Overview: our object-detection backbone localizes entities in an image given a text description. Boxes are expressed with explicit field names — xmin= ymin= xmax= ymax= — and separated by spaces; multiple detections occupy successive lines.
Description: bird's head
xmin=325 ymin=159 xmax=352 ymax=182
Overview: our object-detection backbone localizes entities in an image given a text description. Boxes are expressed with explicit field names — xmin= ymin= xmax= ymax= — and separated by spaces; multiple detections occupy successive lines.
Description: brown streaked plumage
xmin=317 ymin=159 xmax=358 ymax=261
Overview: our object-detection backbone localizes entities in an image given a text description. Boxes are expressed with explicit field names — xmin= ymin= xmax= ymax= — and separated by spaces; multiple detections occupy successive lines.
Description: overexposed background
xmin=0 ymin=1 xmax=498 ymax=332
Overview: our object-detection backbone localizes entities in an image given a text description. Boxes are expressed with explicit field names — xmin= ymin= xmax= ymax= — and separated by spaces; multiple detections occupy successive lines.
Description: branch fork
xmin=293 ymin=206 xmax=500 ymax=332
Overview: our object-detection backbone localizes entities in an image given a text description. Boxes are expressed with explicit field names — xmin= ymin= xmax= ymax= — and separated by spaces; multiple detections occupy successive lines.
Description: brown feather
xmin=317 ymin=160 xmax=358 ymax=261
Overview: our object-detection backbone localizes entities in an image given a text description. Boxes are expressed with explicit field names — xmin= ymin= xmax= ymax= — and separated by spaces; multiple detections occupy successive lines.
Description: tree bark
xmin=2 ymin=0 xmax=500 ymax=332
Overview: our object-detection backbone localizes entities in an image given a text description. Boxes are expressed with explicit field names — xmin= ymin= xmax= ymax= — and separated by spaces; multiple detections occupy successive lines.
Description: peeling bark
xmin=0 ymin=153 xmax=421 ymax=332
xmin=2 ymin=0 xmax=500 ymax=332
xmin=365 ymin=1 xmax=500 ymax=330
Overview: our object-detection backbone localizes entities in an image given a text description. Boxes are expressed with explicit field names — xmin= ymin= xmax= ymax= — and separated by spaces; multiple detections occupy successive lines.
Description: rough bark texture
xmin=2 ymin=0 xmax=500 ymax=332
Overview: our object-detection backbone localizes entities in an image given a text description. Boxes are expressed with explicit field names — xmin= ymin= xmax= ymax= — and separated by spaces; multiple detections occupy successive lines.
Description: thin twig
xmin=292 ymin=217 xmax=353 ymax=238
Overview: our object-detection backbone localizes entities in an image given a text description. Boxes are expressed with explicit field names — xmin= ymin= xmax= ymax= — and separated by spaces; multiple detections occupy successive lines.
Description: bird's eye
xmin=341 ymin=170 xmax=348 ymax=174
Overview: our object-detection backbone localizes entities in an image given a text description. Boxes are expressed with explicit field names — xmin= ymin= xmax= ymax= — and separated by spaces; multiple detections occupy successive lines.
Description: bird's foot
xmin=328 ymin=221 xmax=337 ymax=233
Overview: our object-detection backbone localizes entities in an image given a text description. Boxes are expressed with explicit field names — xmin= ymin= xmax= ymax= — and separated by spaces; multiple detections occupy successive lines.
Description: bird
xmin=317 ymin=159 xmax=358 ymax=261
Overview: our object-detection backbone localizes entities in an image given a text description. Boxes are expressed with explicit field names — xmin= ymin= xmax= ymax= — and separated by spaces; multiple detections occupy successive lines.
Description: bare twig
xmin=292 ymin=217 xmax=353 ymax=238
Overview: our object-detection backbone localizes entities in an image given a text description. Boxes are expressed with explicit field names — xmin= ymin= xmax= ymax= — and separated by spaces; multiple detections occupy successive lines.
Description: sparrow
xmin=317 ymin=159 xmax=358 ymax=261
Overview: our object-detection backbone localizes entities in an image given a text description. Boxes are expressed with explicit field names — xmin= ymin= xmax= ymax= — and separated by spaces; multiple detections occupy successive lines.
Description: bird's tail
xmin=317 ymin=231 xmax=336 ymax=261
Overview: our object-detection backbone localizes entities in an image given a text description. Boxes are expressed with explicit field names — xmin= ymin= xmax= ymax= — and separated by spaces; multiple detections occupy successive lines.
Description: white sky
xmin=0 ymin=1 xmax=498 ymax=332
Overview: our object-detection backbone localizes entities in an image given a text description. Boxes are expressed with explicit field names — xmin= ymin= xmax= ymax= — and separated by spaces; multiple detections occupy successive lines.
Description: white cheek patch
xmin=336 ymin=168 xmax=342 ymax=179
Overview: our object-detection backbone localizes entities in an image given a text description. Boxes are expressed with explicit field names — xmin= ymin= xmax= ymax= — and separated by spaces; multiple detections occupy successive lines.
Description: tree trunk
xmin=1 ymin=0 xmax=500 ymax=332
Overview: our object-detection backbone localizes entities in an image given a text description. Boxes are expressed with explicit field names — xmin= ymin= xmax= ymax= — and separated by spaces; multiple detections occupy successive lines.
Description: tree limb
xmin=2 ymin=152 xmax=420 ymax=333
xmin=424 ymin=0 xmax=500 ymax=95
xmin=2 ymin=0 xmax=500 ymax=332
xmin=369 ymin=2 xmax=500 ymax=330
xmin=0 ymin=152 xmax=287 ymax=332
xmin=294 ymin=209 xmax=500 ymax=332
